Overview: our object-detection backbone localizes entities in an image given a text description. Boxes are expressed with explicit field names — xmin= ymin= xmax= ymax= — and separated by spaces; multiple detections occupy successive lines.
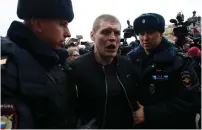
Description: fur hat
xmin=133 ymin=13 xmax=165 ymax=35
xmin=17 ymin=0 xmax=74 ymax=22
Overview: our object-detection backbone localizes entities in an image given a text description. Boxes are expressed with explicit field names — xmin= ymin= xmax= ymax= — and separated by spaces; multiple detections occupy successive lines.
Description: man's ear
xmin=31 ymin=19 xmax=42 ymax=33
xmin=159 ymin=32 xmax=163 ymax=37
xmin=90 ymin=31 xmax=95 ymax=41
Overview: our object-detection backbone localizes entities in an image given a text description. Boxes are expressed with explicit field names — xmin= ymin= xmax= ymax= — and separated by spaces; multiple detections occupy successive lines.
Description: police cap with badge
xmin=1 ymin=0 xmax=74 ymax=66
xmin=133 ymin=13 xmax=165 ymax=35
xmin=17 ymin=0 xmax=74 ymax=22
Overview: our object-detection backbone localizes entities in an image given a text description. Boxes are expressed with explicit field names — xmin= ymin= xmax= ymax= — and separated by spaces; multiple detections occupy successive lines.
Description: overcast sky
xmin=0 ymin=0 xmax=201 ymax=41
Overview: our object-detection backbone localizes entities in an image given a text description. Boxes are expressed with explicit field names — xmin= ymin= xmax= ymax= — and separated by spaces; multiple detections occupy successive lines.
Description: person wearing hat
xmin=1 ymin=0 xmax=77 ymax=129
xmin=128 ymin=13 xmax=200 ymax=128
xmin=188 ymin=47 xmax=201 ymax=84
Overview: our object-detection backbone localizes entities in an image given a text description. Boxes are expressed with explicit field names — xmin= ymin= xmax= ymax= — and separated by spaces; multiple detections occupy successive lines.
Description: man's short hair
xmin=92 ymin=14 xmax=121 ymax=32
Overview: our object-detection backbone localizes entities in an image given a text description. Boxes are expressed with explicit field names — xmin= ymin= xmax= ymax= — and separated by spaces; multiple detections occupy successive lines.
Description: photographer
xmin=170 ymin=12 xmax=201 ymax=52
xmin=119 ymin=20 xmax=139 ymax=56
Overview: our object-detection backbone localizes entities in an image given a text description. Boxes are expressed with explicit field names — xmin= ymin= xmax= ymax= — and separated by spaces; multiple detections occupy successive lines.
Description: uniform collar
xmin=130 ymin=37 xmax=176 ymax=63
xmin=7 ymin=21 xmax=68 ymax=66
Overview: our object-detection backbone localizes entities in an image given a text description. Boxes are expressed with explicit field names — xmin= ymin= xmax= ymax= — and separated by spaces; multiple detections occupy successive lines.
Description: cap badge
xmin=142 ymin=19 xmax=145 ymax=24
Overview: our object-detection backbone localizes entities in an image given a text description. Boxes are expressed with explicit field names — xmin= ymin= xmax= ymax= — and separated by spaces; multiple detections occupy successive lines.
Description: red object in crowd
xmin=188 ymin=47 xmax=201 ymax=58
xmin=193 ymin=28 xmax=200 ymax=35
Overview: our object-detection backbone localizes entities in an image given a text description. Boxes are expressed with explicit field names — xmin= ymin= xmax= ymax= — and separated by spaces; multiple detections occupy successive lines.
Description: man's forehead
xmin=99 ymin=21 xmax=121 ymax=30
xmin=36 ymin=18 xmax=69 ymax=23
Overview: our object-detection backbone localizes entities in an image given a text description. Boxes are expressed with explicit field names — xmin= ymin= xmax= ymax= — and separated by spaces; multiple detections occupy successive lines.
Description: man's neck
xmin=94 ymin=51 xmax=113 ymax=65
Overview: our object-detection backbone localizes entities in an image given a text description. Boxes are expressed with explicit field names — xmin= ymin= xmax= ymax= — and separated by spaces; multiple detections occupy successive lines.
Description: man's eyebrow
xmin=101 ymin=27 xmax=120 ymax=31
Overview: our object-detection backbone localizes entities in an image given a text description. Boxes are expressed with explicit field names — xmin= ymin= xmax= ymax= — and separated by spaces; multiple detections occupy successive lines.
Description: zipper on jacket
xmin=116 ymin=73 xmax=135 ymax=128
xmin=102 ymin=66 xmax=108 ymax=128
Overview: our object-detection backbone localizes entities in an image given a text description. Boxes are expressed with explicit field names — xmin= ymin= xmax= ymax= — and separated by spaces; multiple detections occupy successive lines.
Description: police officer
xmin=1 ymin=0 xmax=77 ymax=129
xmin=128 ymin=13 xmax=200 ymax=129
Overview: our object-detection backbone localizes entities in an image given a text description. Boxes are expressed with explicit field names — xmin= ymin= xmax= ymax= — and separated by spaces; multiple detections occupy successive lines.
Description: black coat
xmin=71 ymin=51 xmax=139 ymax=129
xmin=1 ymin=21 xmax=77 ymax=129
xmin=128 ymin=37 xmax=200 ymax=129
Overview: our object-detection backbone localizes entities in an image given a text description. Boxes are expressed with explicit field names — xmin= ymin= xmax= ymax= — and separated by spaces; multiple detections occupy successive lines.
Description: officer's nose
xmin=64 ymin=27 xmax=71 ymax=38
xmin=142 ymin=33 xmax=149 ymax=42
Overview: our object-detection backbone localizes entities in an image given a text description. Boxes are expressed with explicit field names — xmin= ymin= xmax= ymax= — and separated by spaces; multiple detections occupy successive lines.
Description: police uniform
xmin=1 ymin=0 xmax=77 ymax=129
xmin=128 ymin=13 xmax=200 ymax=129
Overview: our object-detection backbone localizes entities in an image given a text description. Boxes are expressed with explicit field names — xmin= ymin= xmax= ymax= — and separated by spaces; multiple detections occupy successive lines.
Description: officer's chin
xmin=143 ymin=47 xmax=154 ymax=54
xmin=143 ymin=45 xmax=153 ymax=50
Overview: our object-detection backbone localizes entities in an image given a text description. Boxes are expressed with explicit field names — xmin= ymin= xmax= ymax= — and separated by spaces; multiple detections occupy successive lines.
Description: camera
xmin=170 ymin=11 xmax=201 ymax=50
xmin=170 ymin=12 xmax=191 ymax=38
xmin=119 ymin=20 xmax=140 ymax=56
xmin=170 ymin=12 xmax=192 ymax=49
xmin=123 ymin=20 xmax=134 ymax=39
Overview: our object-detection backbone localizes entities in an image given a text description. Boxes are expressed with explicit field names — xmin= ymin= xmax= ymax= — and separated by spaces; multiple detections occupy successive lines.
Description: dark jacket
xmin=128 ymin=37 xmax=200 ymax=129
xmin=71 ymin=51 xmax=139 ymax=129
xmin=1 ymin=21 xmax=77 ymax=129
xmin=191 ymin=57 xmax=201 ymax=84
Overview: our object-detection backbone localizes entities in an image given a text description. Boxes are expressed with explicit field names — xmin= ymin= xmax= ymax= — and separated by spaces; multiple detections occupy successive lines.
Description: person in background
xmin=188 ymin=46 xmax=201 ymax=83
xmin=67 ymin=47 xmax=80 ymax=61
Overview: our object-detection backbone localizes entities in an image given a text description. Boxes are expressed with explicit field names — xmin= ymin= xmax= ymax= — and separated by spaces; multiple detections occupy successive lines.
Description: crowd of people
xmin=1 ymin=0 xmax=201 ymax=129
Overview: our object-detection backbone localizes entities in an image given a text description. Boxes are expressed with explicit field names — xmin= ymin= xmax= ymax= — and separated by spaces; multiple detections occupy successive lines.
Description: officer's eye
xmin=60 ymin=21 xmax=68 ymax=27
xmin=139 ymin=32 xmax=145 ymax=36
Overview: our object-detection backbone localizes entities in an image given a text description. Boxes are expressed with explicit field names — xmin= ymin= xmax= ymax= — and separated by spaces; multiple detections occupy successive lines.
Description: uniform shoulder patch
xmin=181 ymin=71 xmax=191 ymax=87
xmin=1 ymin=103 xmax=17 ymax=129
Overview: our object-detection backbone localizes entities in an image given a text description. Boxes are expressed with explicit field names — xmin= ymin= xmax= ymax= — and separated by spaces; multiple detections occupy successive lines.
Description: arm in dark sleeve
xmin=128 ymin=59 xmax=141 ymax=110
xmin=1 ymin=58 xmax=34 ymax=129
xmin=69 ymin=61 xmax=82 ymax=127
xmin=143 ymin=57 xmax=200 ymax=125
xmin=70 ymin=61 xmax=97 ymax=128
xmin=63 ymin=60 xmax=79 ymax=128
